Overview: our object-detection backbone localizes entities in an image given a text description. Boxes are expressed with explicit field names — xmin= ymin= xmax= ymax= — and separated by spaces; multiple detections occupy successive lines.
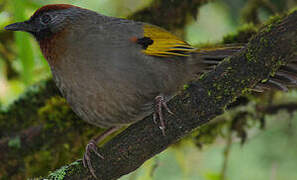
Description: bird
xmin=5 ymin=4 xmax=297 ymax=177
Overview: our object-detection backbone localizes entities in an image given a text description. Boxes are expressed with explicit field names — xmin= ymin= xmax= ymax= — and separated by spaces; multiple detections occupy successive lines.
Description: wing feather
xmin=142 ymin=24 xmax=197 ymax=57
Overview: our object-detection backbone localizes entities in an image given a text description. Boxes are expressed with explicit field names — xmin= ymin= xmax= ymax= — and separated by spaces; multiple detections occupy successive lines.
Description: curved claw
xmin=83 ymin=140 xmax=104 ymax=178
xmin=154 ymin=95 xmax=174 ymax=136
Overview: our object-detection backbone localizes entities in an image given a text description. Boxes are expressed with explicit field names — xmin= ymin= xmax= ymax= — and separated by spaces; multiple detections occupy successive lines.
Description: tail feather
xmin=198 ymin=46 xmax=297 ymax=92
xmin=274 ymin=71 xmax=297 ymax=85
xmin=195 ymin=46 xmax=242 ymax=74
xmin=199 ymin=46 xmax=243 ymax=61
xmin=256 ymin=79 xmax=289 ymax=92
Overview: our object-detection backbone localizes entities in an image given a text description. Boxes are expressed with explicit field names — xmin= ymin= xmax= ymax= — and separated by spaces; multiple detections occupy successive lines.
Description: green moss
xmin=38 ymin=96 xmax=73 ymax=130
xmin=8 ymin=136 xmax=21 ymax=149
xmin=246 ymin=48 xmax=257 ymax=62
xmin=193 ymin=119 xmax=229 ymax=147
xmin=224 ymin=88 xmax=229 ymax=94
xmin=216 ymin=96 xmax=222 ymax=100
xmin=47 ymin=161 xmax=85 ymax=179
xmin=277 ymin=59 xmax=285 ymax=66
xmin=261 ymin=79 xmax=268 ymax=83
xmin=224 ymin=57 xmax=231 ymax=63
xmin=223 ymin=24 xmax=257 ymax=44
xmin=208 ymin=90 xmax=212 ymax=96
xmin=0 ymin=79 xmax=59 ymax=137
xmin=241 ymin=87 xmax=250 ymax=95
xmin=289 ymin=8 xmax=297 ymax=14
xmin=265 ymin=14 xmax=283 ymax=26
xmin=199 ymin=73 xmax=206 ymax=80
xmin=65 ymin=161 xmax=84 ymax=176
xmin=263 ymin=14 xmax=283 ymax=33
xmin=213 ymin=83 xmax=222 ymax=90
xmin=48 ymin=165 xmax=68 ymax=180
xmin=183 ymin=84 xmax=190 ymax=90
xmin=260 ymin=37 xmax=269 ymax=47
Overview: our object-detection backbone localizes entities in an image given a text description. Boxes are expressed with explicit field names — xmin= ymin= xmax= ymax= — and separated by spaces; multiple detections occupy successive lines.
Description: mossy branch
xmin=45 ymin=11 xmax=297 ymax=180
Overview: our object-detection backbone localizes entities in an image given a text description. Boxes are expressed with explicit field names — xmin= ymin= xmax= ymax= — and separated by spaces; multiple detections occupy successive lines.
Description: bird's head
xmin=5 ymin=4 xmax=83 ymax=41
xmin=4 ymin=4 xmax=94 ymax=63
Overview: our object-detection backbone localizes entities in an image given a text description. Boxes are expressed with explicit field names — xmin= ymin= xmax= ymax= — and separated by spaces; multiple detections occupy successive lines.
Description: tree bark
xmin=46 ymin=11 xmax=297 ymax=180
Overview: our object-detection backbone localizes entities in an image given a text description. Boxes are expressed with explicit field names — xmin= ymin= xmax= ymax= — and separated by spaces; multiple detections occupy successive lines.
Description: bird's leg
xmin=153 ymin=95 xmax=174 ymax=136
xmin=83 ymin=127 xmax=120 ymax=178
xmin=83 ymin=139 xmax=103 ymax=178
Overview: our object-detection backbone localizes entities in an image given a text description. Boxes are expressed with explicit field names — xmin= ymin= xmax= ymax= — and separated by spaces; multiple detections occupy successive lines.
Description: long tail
xmin=197 ymin=46 xmax=297 ymax=92
xmin=197 ymin=46 xmax=243 ymax=72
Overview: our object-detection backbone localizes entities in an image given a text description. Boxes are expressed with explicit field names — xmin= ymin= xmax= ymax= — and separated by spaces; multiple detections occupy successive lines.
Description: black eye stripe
xmin=40 ymin=14 xmax=52 ymax=24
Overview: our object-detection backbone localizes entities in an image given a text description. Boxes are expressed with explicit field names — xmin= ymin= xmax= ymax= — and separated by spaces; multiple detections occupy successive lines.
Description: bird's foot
xmin=83 ymin=139 xmax=104 ymax=178
xmin=82 ymin=127 xmax=120 ymax=178
xmin=153 ymin=95 xmax=174 ymax=135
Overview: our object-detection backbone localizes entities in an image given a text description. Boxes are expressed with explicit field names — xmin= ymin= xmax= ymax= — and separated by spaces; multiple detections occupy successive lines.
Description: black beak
xmin=4 ymin=21 xmax=35 ymax=32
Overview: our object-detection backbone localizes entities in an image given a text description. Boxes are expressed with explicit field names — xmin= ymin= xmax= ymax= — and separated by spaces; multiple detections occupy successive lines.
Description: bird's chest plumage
xmin=51 ymin=51 xmax=162 ymax=127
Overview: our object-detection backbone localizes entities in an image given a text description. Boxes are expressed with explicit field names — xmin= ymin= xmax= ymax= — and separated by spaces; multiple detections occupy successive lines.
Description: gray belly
xmin=52 ymin=67 xmax=157 ymax=128
xmin=50 ymin=50 xmax=191 ymax=128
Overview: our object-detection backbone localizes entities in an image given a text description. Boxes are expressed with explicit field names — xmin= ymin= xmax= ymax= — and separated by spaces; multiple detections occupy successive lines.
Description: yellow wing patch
xmin=142 ymin=24 xmax=197 ymax=57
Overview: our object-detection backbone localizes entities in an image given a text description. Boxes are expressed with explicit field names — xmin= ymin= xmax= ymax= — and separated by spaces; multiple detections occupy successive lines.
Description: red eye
xmin=40 ymin=14 xmax=52 ymax=24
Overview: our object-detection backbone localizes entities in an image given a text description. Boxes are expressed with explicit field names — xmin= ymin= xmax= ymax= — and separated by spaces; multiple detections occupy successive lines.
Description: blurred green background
xmin=0 ymin=0 xmax=297 ymax=179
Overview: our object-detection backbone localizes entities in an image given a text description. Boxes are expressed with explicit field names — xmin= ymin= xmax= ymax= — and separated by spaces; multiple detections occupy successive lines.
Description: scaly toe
xmin=83 ymin=140 xmax=104 ymax=178
xmin=153 ymin=95 xmax=174 ymax=136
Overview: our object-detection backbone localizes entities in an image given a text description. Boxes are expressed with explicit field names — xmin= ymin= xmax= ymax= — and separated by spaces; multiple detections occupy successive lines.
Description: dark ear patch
xmin=136 ymin=37 xmax=154 ymax=49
